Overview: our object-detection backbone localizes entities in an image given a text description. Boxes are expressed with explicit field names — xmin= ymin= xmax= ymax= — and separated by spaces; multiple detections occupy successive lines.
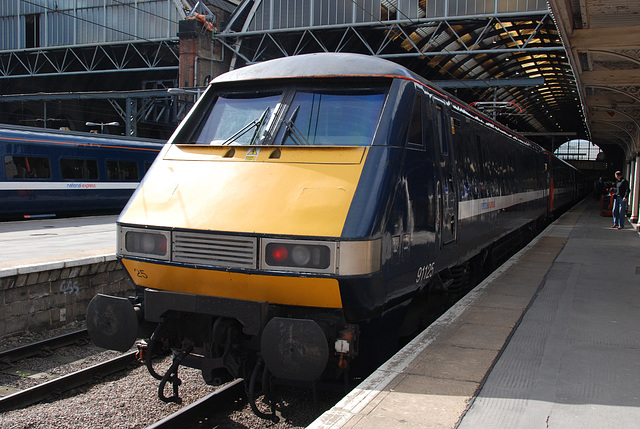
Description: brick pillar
xmin=178 ymin=18 xmax=229 ymax=89
xmin=178 ymin=20 xmax=199 ymax=88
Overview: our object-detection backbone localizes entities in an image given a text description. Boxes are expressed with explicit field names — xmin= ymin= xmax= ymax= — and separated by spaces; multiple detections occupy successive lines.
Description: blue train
xmin=86 ymin=53 xmax=587 ymax=416
xmin=0 ymin=124 xmax=164 ymax=219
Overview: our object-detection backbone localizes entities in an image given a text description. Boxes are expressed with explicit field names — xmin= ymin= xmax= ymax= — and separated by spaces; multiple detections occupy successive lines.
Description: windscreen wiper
xmin=221 ymin=106 xmax=271 ymax=145
xmin=281 ymin=105 xmax=311 ymax=146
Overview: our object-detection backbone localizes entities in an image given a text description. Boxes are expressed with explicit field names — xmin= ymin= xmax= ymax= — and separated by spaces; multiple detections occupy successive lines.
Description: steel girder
xmin=218 ymin=12 xmax=562 ymax=66
xmin=0 ymin=39 xmax=179 ymax=79
xmin=216 ymin=9 xmax=582 ymax=142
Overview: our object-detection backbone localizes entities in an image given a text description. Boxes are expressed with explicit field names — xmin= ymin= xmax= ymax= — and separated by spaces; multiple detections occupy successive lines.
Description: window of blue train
xmin=4 ymin=155 xmax=51 ymax=179
xmin=60 ymin=158 xmax=99 ymax=180
xmin=106 ymin=160 xmax=139 ymax=181
xmin=275 ymin=90 xmax=386 ymax=146
xmin=194 ymin=92 xmax=283 ymax=145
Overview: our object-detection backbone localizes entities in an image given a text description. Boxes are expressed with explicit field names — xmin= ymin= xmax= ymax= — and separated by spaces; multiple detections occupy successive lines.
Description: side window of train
xmin=4 ymin=155 xmax=51 ymax=179
xmin=407 ymin=93 xmax=424 ymax=149
xmin=434 ymin=104 xmax=448 ymax=156
xmin=106 ymin=160 xmax=139 ymax=181
xmin=60 ymin=158 xmax=99 ymax=180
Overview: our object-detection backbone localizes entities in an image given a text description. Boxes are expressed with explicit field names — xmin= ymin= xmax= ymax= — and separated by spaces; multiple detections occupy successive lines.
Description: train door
xmin=434 ymin=102 xmax=457 ymax=245
xmin=543 ymin=151 xmax=552 ymax=215
xmin=406 ymin=89 xmax=437 ymax=238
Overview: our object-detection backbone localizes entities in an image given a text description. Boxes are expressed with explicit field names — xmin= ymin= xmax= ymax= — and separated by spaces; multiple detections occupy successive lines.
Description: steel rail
xmin=146 ymin=379 xmax=246 ymax=429
xmin=0 ymin=329 xmax=90 ymax=367
xmin=0 ymin=351 xmax=137 ymax=412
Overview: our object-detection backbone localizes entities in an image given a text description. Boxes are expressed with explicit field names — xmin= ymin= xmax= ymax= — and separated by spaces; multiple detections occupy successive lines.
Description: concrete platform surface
xmin=309 ymin=199 xmax=640 ymax=429
xmin=0 ymin=215 xmax=117 ymax=270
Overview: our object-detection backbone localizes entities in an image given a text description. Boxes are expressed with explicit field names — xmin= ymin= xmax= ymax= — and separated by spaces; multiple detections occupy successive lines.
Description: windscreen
xmin=189 ymin=86 xmax=386 ymax=147
xmin=278 ymin=91 xmax=385 ymax=146
xmin=195 ymin=93 xmax=282 ymax=145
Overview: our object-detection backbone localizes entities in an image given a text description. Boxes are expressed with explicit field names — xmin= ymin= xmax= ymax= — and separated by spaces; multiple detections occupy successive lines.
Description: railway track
xmin=0 ymin=329 xmax=90 ymax=364
xmin=147 ymin=379 xmax=245 ymax=429
xmin=0 ymin=329 xmax=137 ymax=412
xmin=0 ymin=329 xmax=340 ymax=428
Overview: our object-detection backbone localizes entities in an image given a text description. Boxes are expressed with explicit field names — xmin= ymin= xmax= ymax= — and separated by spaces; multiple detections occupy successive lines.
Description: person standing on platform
xmin=612 ymin=171 xmax=630 ymax=229
xmin=594 ymin=177 xmax=605 ymax=200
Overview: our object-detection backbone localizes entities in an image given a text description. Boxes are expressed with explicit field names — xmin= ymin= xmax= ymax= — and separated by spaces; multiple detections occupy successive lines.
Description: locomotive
xmin=87 ymin=53 xmax=583 ymax=413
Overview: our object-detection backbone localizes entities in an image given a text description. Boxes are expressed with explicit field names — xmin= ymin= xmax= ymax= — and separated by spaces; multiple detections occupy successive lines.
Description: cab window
xmin=277 ymin=90 xmax=385 ymax=146
xmin=195 ymin=92 xmax=282 ymax=145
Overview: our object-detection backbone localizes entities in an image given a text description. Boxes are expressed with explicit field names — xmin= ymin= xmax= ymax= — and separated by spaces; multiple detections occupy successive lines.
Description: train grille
xmin=172 ymin=232 xmax=258 ymax=269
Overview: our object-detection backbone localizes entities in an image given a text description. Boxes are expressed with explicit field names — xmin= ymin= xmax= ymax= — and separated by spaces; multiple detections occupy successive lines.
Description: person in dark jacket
xmin=594 ymin=177 xmax=605 ymax=200
xmin=612 ymin=171 xmax=630 ymax=229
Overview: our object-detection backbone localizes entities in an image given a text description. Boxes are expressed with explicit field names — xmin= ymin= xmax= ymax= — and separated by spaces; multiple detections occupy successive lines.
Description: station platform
xmin=0 ymin=215 xmax=131 ymax=340
xmin=0 ymin=215 xmax=117 ymax=271
xmin=310 ymin=199 xmax=640 ymax=429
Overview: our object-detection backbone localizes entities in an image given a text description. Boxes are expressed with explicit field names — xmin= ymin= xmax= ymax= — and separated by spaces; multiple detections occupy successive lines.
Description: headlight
xmin=126 ymin=232 xmax=167 ymax=255
xmin=118 ymin=227 xmax=171 ymax=260
xmin=261 ymin=239 xmax=336 ymax=274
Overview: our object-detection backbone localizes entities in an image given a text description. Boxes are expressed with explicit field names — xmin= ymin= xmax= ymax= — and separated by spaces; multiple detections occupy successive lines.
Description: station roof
xmin=551 ymin=0 xmax=640 ymax=161
xmin=217 ymin=1 xmax=581 ymax=151
xmin=218 ymin=0 xmax=639 ymax=163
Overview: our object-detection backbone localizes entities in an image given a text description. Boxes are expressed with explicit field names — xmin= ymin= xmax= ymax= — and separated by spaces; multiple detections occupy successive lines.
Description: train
xmin=0 ymin=124 xmax=164 ymax=219
xmin=86 ymin=53 xmax=586 ymax=416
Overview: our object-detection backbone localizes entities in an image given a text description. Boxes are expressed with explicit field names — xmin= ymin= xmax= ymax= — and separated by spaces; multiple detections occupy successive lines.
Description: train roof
xmin=0 ymin=123 xmax=165 ymax=150
xmin=212 ymin=52 xmax=425 ymax=84
xmin=211 ymin=53 xmax=550 ymax=155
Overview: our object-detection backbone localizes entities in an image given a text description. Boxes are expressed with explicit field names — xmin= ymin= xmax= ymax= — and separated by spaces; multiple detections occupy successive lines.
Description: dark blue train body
xmin=0 ymin=124 xmax=164 ymax=219
xmin=86 ymin=53 xmax=587 ymax=414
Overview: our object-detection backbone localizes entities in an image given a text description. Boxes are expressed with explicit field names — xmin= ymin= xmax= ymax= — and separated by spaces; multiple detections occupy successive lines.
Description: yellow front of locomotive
xmin=118 ymin=143 xmax=367 ymax=308
xmin=88 ymin=55 xmax=394 ymax=388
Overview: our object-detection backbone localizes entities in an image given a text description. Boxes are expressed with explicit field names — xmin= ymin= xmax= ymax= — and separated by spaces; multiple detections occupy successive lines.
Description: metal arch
xmin=590 ymin=120 xmax=635 ymax=154
xmin=591 ymin=130 xmax=635 ymax=157
xmin=220 ymin=13 xmax=565 ymax=73
xmin=217 ymin=2 xmax=583 ymax=139
xmin=580 ymin=53 xmax=640 ymax=137
xmin=586 ymin=86 xmax=640 ymax=146
xmin=219 ymin=13 xmax=564 ymax=65
xmin=590 ymin=129 xmax=632 ymax=158
xmin=220 ymin=9 xmax=554 ymax=37
xmin=225 ymin=0 xmax=267 ymax=69
xmin=591 ymin=105 xmax=640 ymax=134
xmin=584 ymin=49 xmax=640 ymax=68
xmin=586 ymin=86 xmax=640 ymax=106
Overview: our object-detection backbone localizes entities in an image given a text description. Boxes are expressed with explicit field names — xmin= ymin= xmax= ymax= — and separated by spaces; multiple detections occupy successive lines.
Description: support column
xmin=178 ymin=20 xmax=198 ymax=88
xmin=630 ymin=157 xmax=637 ymax=219
xmin=125 ymin=98 xmax=137 ymax=137
xmin=632 ymin=153 xmax=640 ymax=228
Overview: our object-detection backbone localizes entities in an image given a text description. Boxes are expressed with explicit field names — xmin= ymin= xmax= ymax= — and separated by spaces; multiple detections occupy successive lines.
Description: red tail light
xmin=270 ymin=245 xmax=289 ymax=263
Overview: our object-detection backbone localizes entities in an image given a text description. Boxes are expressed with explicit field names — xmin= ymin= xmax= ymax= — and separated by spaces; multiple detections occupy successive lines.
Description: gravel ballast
xmin=1 ymin=345 xmax=340 ymax=429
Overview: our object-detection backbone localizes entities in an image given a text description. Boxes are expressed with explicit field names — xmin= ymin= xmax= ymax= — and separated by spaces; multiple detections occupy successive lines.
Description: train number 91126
xmin=416 ymin=262 xmax=436 ymax=283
